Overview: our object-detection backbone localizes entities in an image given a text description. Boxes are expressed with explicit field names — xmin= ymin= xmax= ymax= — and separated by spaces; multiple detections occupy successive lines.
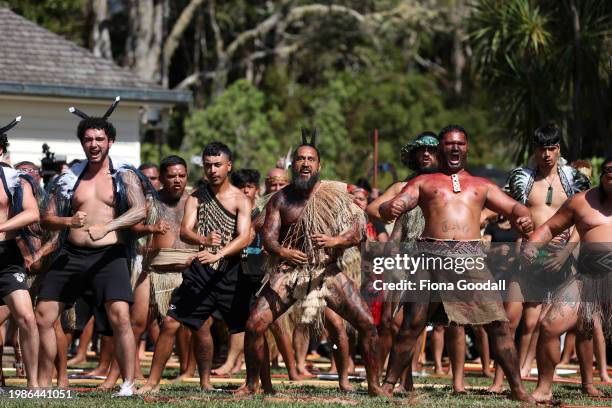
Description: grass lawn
xmin=1 ymin=370 xmax=611 ymax=407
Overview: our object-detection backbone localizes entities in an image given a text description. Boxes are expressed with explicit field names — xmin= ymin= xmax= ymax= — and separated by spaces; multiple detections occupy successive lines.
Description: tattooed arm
xmin=312 ymin=218 xmax=364 ymax=250
xmin=262 ymin=192 xmax=307 ymax=265
xmin=366 ymin=181 xmax=406 ymax=221
xmin=88 ymin=170 xmax=146 ymax=241
xmin=378 ymin=177 xmax=421 ymax=222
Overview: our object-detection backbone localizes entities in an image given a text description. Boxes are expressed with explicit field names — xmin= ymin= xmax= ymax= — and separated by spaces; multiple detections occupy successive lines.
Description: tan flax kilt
xmin=414 ymin=238 xmax=507 ymax=326
xmin=149 ymin=249 xmax=197 ymax=321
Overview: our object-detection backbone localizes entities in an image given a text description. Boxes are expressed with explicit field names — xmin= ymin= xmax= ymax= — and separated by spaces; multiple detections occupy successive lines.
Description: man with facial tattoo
xmin=241 ymin=132 xmax=387 ymax=396
xmin=378 ymin=125 xmax=535 ymax=402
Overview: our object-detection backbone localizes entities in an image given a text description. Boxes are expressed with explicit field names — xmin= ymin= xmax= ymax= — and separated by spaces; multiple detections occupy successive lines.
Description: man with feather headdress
xmin=34 ymin=97 xmax=148 ymax=396
xmin=242 ymin=131 xmax=387 ymax=396
xmin=0 ymin=116 xmax=41 ymax=389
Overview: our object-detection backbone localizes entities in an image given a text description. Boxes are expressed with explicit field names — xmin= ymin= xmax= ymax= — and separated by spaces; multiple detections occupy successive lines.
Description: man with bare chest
xmin=242 ymin=138 xmax=386 ymax=397
xmin=35 ymin=101 xmax=146 ymax=395
xmin=100 ymin=155 xmax=196 ymax=390
xmin=524 ymin=157 xmax=612 ymax=403
xmin=137 ymin=142 xmax=252 ymax=394
xmin=497 ymin=124 xmax=589 ymax=385
xmin=0 ymin=116 xmax=41 ymax=388
xmin=378 ymin=125 xmax=535 ymax=402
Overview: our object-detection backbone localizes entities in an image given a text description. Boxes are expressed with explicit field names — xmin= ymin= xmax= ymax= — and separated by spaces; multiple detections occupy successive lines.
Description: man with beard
xmin=490 ymin=123 xmax=589 ymax=391
xmin=137 ymin=142 xmax=252 ymax=394
xmin=378 ymin=125 xmax=534 ymax=402
xmin=0 ymin=116 xmax=41 ymax=389
xmin=100 ymin=155 xmax=196 ymax=389
xmin=241 ymin=133 xmax=386 ymax=396
xmin=35 ymin=98 xmax=147 ymax=395
xmin=524 ymin=157 xmax=612 ymax=403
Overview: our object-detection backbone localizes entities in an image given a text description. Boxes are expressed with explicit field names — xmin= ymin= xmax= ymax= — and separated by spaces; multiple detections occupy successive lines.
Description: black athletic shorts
xmin=0 ymin=240 xmax=29 ymax=304
xmin=60 ymin=291 xmax=113 ymax=336
xmin=168 ymin=257 xmax=251 ymax=333
xmin=38 ymin=242 xmax=133 ymax=308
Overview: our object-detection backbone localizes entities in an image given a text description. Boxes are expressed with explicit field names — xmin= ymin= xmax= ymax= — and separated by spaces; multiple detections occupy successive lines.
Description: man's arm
xmin=312 ymin=218 xmax=363 ymax=250
xmin=378 ymin=179 xmax=420 ymax=222
xmin=262 ymin=193 xmax=307 ymax=265
xmin=366 ymin=181 xmax=405 ymax=221
xmin=88 ymin=170 xmax=146 ymax=240
xmin=484 ymin=182 xmax=533 ymax=237
xmin=529 ymin=198 xmax=576 ymax=245
xmin=0 ymin=180 xmax=39 ymax=232
xmin=180 ymin=196 xmax=222 ymax=247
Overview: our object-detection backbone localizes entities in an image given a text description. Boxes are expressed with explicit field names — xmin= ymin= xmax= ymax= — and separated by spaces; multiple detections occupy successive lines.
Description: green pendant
xmin=546 ymin=186 xmax=553 ymax=206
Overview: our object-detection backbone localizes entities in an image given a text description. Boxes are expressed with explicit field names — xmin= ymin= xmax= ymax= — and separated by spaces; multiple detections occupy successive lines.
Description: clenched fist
xmin=70 ymin=211 xmax=87 ymax=228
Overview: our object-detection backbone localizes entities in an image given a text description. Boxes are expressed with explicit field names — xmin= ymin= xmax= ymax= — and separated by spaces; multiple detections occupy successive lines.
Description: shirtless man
xmin=525 ymin=157 xmax=612 ymax=403
xmin=0 ymin=116 xmax=40 ymax=388
xmin=379 ymin=125 xmax=534 ymax=402
xmin=491 ymin=123 xmax=589 ymax=390
xmin=100 ymin=155 xmax=195 ymax=389
xmin=243 ymin=139 xmax=386 ymax=396
xmin=137 ymin=142 xmax=252 ymax=394
xmin=35 ymin=102 xmax=146 ymax=395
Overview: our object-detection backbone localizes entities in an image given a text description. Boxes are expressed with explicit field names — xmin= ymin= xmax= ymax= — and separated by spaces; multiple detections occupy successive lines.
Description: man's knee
xmin=35 ymin=303 xmax=58 ymax=328
xmin=162 ymin=316 xmax=181 ymax=333
xmin=16 ymin=310 xmax=37 ymax=332
xmin=106 ymin=303 xmax=131 ymax=331
xmin=246 ymin=313 xmax=270 ymax=336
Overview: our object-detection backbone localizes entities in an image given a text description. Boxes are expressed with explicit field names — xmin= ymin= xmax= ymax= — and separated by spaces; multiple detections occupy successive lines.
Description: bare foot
xmin=581 ymin=383 xmax=601 ymax=397
xmin=67 ymin=354 xmax=87 ymax=366
xmin=520 ymin=367 xmax=532 ymax=378
xmin=200 ymin=383 xmax=216 ymax=391
xmin=211 ymin=363 xmax=234 ymax=376
xmin=338 ymin=380 xmax=354 ymax=393
xmin=57 ymin=378 xmax=69 ymax=388
xmin=97 ymin=382 xmax=114 ymax=391
xmin=85 ymin=367 xmax=109 ymax=377
xmin=531 ymin=389 xmax=553 ymax=404
xmin=482 ymin=369 xmax=493 ymax=379
xmin=233 ymin=384 xmax=259 ymax=396
xmin=486 ymin=384 xmax=503 ymax=394
xmin=382 ymin=382 xmax=395 ymax=395
xmin=433 ymin=367 xmax=445 ymax=376
xmin=509 ymin=388 xmax=536 ymax=403
xmin=173 ymin=373 xmax=196 ymax=382
xmin=368 ymin=384 xmax=392 ymax=397
xmin=135 ymin=384 xmax=160 ymax=395
xmin=600 ymin=372 xmax=612 ymax=383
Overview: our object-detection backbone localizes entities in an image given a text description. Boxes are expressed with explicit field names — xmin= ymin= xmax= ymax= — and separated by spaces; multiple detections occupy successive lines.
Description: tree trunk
xmin=91 ymin=0 xmax=112 ymax=59
xmin=570 ymin=0 xmax=583 ymax=160
xmin=125 ymin=0 xmax=164 ymax=83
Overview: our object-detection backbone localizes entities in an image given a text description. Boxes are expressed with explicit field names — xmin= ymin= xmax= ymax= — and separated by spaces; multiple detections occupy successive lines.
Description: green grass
xmin=1 ymin=375 xmax=611 ymax=407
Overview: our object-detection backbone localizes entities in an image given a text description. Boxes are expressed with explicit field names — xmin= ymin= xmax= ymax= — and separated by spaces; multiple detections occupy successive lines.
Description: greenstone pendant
xmin=546 ymin=186 xmax=553 ymax=206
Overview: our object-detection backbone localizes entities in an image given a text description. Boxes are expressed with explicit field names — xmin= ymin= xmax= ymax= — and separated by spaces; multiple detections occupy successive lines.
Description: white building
xmin=0 ymin=8 xmax=191 ymax=166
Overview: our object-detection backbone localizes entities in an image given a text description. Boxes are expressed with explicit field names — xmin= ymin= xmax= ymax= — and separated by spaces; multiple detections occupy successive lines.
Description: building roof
xmin=0 ymin=8 xmax=191 ymax=104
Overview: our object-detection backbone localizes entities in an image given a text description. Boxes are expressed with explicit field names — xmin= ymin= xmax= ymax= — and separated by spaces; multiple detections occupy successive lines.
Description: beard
xmin=419 ymin=165 xmax=438 ymax=174
xmin=292 ymin=168 xmax=320 ymax=193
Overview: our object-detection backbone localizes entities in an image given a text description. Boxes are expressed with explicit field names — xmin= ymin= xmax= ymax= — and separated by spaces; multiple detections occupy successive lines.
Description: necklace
xmin=539 ymin=169 xmax=555 ymax=206
xmin=451 ymin=173 xmax=461 ymax=193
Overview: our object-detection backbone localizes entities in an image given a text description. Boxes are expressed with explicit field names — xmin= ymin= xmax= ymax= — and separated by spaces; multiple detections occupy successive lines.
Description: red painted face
xmin=440 ymin=131 xmax=468 ymax=172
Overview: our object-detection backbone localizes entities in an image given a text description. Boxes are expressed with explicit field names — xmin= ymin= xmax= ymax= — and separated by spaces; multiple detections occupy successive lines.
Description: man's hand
xmin=515 ymin=216 xmax=534 ymax=235
xmin=542 ymin=250 xmax=570 ymax=273
xmin=70 ymin=211 xmax=87 ymax=228
xmin=279 ymin=248 xmax=308 ymax=265
xmin=521 ymin=242 xmax=538 ymax=264
xmin=149 ymin=220 xmax=170 ymax=235
xmin=88 ymin=224 xmax=109 ymax=241
xmin=380 ymin=198 xmax=406 ymax=221
xmin=200 ymin=230 xmax=222 ymax=247
xmin=196 ymin=250 xmax=222 ymax=265
xmin=312 ymin=233 xmax=338 ymax=249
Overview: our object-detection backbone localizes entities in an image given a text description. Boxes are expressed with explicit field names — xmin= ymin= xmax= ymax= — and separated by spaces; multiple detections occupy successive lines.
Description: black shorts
xmin=60 ymin=291 xmax=113 ymax=336
xmin=0 ymin=240 xmax=28 ymax=304
xmin=38 ymin=242 xmax=133 ymax=308
xmin=168 ymin=258 xmax=251 ymax=333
